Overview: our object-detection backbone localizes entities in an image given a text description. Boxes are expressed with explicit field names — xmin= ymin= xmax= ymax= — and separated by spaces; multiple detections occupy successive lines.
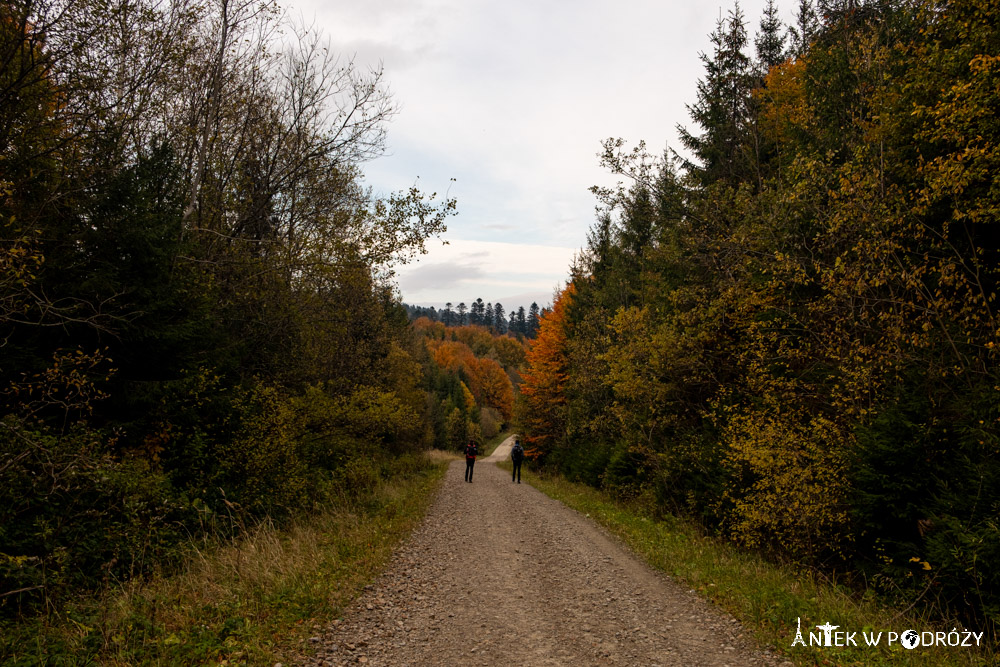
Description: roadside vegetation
xmin=2 ymin=456 xmax=447 ymax=665
xmin=517 ymin=0 xmax=1000 ymax=641
xmin=519 ymin=468 xmax=993 ymax=666
xmin=1 ymin=0 xmax=456 ymax=659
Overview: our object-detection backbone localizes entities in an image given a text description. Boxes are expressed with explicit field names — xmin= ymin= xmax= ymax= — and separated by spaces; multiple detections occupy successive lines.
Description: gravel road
xmin=300 ymin=437 xmax=784 ymax=666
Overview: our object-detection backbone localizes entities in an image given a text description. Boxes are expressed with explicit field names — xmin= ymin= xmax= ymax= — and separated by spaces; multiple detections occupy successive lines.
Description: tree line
xmin=1 ymin=0 xmax=452 ymax=619
xmin=404 ymin=299 xmax=548 ymax=338
xmin=519 ymin=0 xmax=999 ymax=634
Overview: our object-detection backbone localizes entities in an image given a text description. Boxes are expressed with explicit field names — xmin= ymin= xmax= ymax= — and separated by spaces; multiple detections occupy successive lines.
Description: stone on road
xmin=301 ymin=450 xmax=781 ymax=666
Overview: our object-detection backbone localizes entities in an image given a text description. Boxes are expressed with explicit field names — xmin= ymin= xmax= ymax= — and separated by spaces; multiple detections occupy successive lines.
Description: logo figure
xmin=816 ymin=622 xmax=840 ymax=647
xmin=791 ymin=617 xmax=805 ymax=647
xmin=901 ymin=629 xmax=919 ymax=650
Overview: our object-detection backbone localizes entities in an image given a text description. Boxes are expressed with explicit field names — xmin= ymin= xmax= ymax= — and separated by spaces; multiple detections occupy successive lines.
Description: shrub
xmin=0 ymin=418 xmax=187 ymax=615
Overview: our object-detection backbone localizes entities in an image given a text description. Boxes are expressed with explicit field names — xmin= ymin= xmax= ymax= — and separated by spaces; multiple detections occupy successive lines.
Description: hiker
xmin=511 ymin=437 xmax=525 ymax=483
xmin=464 ymin=439 xmax=478 ymax=483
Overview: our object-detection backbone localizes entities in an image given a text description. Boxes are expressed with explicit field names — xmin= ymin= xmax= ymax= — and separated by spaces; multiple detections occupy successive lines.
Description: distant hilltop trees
xmin=403 ymin=299 xmax=549 ymax=339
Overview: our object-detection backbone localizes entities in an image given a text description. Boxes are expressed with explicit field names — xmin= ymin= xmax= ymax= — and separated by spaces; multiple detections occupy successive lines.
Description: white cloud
xmin=397 ymin=238 xmax=577 ymax=308
xmin=294 ymin=0 xmax=798 ymax=299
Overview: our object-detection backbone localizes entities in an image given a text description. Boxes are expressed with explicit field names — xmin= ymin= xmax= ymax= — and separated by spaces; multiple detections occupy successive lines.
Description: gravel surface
xmin=299 ymin=437 xmax=785 ymax=666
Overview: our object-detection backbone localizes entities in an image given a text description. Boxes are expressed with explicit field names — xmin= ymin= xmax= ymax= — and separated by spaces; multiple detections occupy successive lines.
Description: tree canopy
xmin=1 ymin=0 xmax=452 ymax=616
xmin=520 ymin=0 xmax=1000 ymax=634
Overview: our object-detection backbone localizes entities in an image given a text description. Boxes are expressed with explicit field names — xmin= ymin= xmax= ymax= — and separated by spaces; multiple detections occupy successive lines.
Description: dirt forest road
xmin=301 ymin=436 xmax=785 ymax=666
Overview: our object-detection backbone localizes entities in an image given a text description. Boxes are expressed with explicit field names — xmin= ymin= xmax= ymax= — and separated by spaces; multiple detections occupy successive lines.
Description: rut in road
xmin=301 ymin=436 xmax=785 ymax=666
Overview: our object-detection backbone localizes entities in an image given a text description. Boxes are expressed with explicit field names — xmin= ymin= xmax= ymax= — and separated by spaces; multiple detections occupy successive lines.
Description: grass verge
xmin=1 ymin=456 xmax=448 ymax=666
xmin=512 ymin=467 xmax=992 ymax=667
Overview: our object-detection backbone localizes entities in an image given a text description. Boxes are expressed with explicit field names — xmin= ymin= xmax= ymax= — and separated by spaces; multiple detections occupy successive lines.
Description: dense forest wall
xmin=0 ymin=0 xmax=453 ymax=615
xmin=411 ymin=319 xmax=525 ymax=448
xmin=519 ymin=0 xmax=1000 ymax=633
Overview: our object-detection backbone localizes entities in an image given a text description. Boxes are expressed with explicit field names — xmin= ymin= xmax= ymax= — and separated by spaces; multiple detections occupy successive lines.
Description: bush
xmin=852 ymin=383 xmax=1000 ymax=631
xmin=0 ymin=418 xmax=187 ymax=616
xmin=600 ymin=441 xmax=648 ymax=500
xmin=721 ymin=407 xmax=851 ymax=564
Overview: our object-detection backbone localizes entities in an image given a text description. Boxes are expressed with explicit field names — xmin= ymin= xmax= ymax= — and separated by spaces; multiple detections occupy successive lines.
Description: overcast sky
xmin=296 ymin=0 xmax=796 ymax=309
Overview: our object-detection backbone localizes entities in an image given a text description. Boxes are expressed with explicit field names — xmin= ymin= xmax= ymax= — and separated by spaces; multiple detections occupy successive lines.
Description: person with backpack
xmin=464 ymin=439 xmax=478 ymax=483
xmin=511 ymin=437 xmax=525 ymax=483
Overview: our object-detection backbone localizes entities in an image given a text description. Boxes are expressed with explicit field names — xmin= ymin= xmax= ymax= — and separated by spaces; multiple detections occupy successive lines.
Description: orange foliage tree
xmin=475 ymin=357 xmax=514 ymax=420
xmin=518 ymin=284 xmax=575 ymax=460
xmin=428 ymin=339 xmax=477 ymax=375
xmin=424 ymin=336 xmax=516 ymax=419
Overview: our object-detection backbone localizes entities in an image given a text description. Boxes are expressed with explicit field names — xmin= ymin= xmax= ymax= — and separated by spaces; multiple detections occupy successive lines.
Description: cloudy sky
xmin=296 ymin=0 xmax=795 ymax=309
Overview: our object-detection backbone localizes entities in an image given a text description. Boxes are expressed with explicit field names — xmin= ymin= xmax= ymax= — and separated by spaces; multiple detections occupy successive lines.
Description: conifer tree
xmin=494 ymin=303 xmax=507 ymax=334
xmin=677 ymin=2 xmax=754 ymax=187
xmin=789 ymin=0 xmax=820 ymax=56
xmin=515 ymin=306 xmax=527 ymax=336
xmin=527 ymin=302 xmax=541 ymax=338
xmin=816 ymin=0 xmax=861 ymax=24
xmin=471 ymin=297 xmax=485 ymax=325
xmin=755 ymin=0 xmax=786 ymax=73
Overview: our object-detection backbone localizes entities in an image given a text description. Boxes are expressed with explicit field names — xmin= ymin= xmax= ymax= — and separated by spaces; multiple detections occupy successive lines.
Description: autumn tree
xmin=475 ymin=357 xmax=514 ymax=420
xmin=414 ymin=320 xmax=524 ymax=450
xmin=518 ymin=284 xmax=575 ymax=460
xmin=520 ymin=0 xmax=1000 ymax=630
xmin=0 ymin=0 xmax=453 ymax=616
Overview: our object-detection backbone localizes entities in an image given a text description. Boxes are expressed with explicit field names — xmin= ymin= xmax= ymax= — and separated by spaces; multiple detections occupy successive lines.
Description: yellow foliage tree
xmin=475 ymin=357 xmax=514 ymax=420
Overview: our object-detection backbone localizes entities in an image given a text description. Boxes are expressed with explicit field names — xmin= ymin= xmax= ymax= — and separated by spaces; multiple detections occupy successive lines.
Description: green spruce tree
xmin=755 ymin=0 xmax=787 ymax=73
xmin=677 ymin=2 xmax=754 ymax=187
xmin=789 ymin=0 xmax=820 ymax=56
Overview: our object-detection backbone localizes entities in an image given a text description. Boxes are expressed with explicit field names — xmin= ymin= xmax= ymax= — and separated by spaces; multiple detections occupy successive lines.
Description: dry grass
xmin=2 ymin=460 xmax=448 ymax=666
xmin=424 ymin=448 xmax=462 ymax=463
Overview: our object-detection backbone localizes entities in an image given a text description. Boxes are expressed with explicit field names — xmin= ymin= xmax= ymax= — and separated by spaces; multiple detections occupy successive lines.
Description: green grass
xmin=1 ymin=457 xmax=448 ymax=666
xmin=513 ymin=468 xmax=993 ymax=667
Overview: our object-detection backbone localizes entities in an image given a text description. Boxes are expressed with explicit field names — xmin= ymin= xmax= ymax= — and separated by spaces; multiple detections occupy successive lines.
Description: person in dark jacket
xmin=464 ymin=439 xmax=478 ymax=482
xmin=511 ymin=437 xmax=525 ymax=483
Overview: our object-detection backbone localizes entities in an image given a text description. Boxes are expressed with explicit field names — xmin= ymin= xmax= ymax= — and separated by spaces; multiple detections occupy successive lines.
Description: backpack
xmin=512 ymin=443 xmax=524 ymax=462
xmin=465 ymin=442 xmax=478 ymax=458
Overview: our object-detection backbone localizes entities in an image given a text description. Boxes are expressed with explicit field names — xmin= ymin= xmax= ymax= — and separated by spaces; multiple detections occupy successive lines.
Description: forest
xmin=0 ymin=0 xmax=457 ymax=626
xmin=518 ymin=0 xmax=1000 ymax=635
xmin=412 ymin=319 xmax=525 ymax=449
